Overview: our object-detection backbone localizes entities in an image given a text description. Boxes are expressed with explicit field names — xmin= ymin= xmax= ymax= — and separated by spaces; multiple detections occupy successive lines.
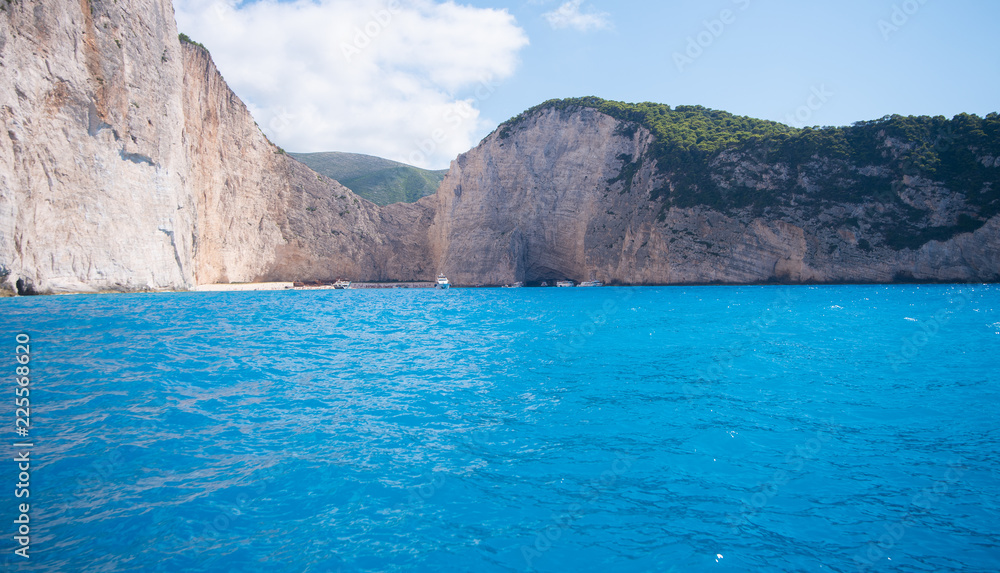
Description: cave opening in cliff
xmin=523 ymin=262 xmax=576 ymax=285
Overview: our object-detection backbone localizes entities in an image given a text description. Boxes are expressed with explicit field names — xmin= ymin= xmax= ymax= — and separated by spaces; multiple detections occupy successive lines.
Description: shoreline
xmin=193 ymin=282 xmax=296 ymax=292
xmin=0 ymin=280 xmax=995 ymax=298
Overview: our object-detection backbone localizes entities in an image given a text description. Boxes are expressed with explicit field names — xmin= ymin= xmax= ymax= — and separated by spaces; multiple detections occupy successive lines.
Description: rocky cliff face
xmin=1 ymin=0 xmax=193 ymax=293
xmin=1 ymin=1 xmax=996 ymax=294
xmin=429 ymin=106 xmax=1000 ymax=285
xmin=429 ymin=107 xmax=662 ymax=285
xmin=0 ymin=0 xmax=432 ymax=294
xmin=180 ymin=44 xmax=433 ymax=286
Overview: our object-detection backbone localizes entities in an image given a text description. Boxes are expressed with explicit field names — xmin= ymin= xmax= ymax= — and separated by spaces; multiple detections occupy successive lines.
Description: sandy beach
xmin=193 ymin=283 xmax=295 ymax=292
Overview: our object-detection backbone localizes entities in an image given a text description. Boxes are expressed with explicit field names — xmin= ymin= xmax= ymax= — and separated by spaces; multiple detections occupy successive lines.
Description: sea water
xmin=0 ymin=285 xmax=998 ymax=572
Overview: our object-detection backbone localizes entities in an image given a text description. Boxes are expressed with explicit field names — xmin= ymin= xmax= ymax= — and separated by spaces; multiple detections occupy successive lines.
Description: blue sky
xmin=176 ymin=0 xmax=1000 ymax=169
xmin=493 ymin=0 xmax=998 ymax=129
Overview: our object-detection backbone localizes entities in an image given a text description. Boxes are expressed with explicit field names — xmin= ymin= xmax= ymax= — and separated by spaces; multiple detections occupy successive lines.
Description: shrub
xmin=178 ymin=33 xmax=208 ymax=52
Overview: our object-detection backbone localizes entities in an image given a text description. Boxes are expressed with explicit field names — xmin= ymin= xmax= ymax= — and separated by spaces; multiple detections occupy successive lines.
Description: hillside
xmin=498 ymin=98 xmax=1000 ymax=248
xmin=290 ymin=152 xmax=447 ymax=206
xmin=429 ymin=98 xmax=1000 ymax=285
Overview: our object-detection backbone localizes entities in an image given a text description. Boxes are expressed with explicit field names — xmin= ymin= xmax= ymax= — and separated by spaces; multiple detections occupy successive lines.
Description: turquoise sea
xmin=1 ymin=285 xmax=999 ymax=572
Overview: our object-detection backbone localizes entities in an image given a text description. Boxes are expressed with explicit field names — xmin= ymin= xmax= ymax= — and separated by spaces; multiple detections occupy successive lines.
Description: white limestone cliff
xmin=1 ymin=0 xmax=996 ymax=295
xmin=428 ymin=106 xmax=1000 ymax=285
xmin=0 ymin=0 xmax=432 ymax=294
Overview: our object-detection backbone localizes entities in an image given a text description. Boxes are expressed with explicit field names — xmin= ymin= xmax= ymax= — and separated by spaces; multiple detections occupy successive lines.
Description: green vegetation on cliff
xmin=291 ymin=152 xmax=447 ymax=206
xmin=178 ymin=33 xmax=208 ymax=52
xmin=500 ymin=96 xmax=796 ymax=155
xmin=499 ymin=97 xmax=1000 ymax=251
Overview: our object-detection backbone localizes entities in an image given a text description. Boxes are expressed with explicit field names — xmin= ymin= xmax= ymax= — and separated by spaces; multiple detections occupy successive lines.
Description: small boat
xmin=436 ymin=274 xmax=451 ymax=289
xmin=540 ymin=281 xmax=549 ymax=287
xmin=556 ymin=280 xmax=575 ymax=288
xmin=502 ymin=282 xmax=524 ymax=288
xmin=333 ymin=280 xmax=352 ymax=289
xmin=578 ymin=281 xmax=603 ymax=287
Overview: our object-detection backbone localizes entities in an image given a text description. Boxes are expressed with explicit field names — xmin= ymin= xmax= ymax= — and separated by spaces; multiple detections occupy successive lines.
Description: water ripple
xmin=0 ymin=286 xmax=997 ymax=572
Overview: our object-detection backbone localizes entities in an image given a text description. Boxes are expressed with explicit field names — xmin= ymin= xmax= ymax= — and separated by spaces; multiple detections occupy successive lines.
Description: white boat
xmin=333 ymin=280 xmax=352 ymax=289
xmin=436 ymin=274 xmax=451 ymax=289
xmin=502 ymin=282 xmax=524 ymax=288
xmin=556 ymin=280 xmax=575 ymax=288
xmin=578 ymin=281 xmax=603 ymax=287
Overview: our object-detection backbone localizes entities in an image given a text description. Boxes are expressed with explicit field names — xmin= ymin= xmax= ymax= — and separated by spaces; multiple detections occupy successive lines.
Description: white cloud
xmin=174 ymin=0 xmax=529 ymax=169
xmin=542 ymin=0 xmax=612 ymax=32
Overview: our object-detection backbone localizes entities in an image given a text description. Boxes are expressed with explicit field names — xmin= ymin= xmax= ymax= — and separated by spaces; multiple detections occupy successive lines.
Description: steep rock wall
xmin=1 ymin=0 xmax=995 ymax=293
xmin=0 ymin=0 xmax=433 ymax=294
xmin=1 ymin=0 xmax=192 ymax=293
xmin=429 ymin=107 xmax=1000 ymax=285
xmin=178 ymin=43 xmax=424 ymax=285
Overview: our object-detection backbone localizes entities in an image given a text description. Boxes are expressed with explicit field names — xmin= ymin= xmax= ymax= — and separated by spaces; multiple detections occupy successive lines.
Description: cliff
xmin=0 ymin=0 xmax=432 ymax=294
xmin=180 ymin=44 xmax=432 ymax=285
xmin=2 ymin=1 xmax=997 ymax=294
xmin=1 ymin=0 xmax=193 ymax=294
xmin=429 ymin=101 xmax=1000 ymax=285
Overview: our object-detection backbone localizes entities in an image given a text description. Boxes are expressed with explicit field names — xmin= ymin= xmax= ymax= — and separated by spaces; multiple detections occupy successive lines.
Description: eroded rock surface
xmin=1 ymin=0 xmax=996 ymax=294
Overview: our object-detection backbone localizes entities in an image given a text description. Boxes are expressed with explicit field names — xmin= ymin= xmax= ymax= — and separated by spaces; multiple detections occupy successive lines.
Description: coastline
xmin=1 ymin=279 xmax=994 ymax=299
xmin=193 ymin=283 xmax=296 ymax=292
